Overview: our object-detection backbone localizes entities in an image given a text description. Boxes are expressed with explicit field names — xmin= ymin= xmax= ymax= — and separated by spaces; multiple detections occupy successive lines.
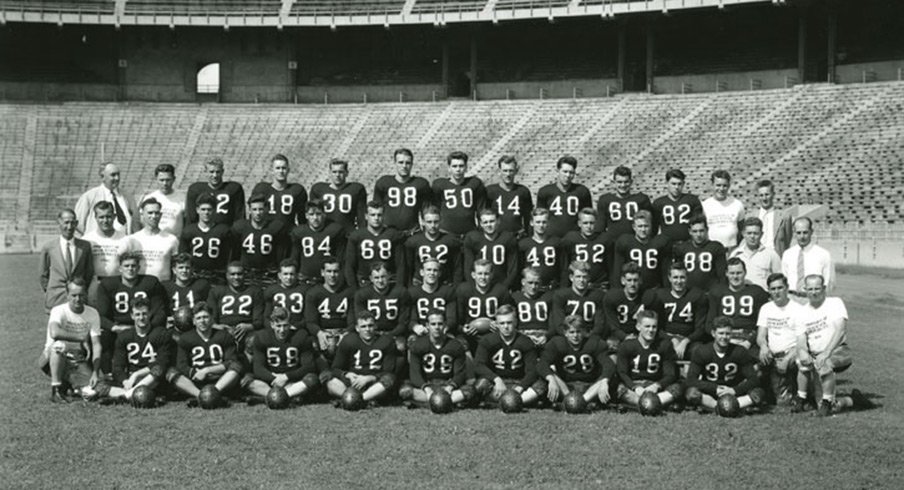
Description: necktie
xmin=796 ymin=247 xmax=805 ymax=291
xmin=111 ymin=191 xmax=126 ymax=225
xmin=64 ymin=241 xmax=73 ymax=275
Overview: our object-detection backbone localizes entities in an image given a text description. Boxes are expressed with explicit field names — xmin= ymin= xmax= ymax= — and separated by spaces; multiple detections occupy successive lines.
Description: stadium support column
xmin=470 ymin=35 xmax=478 ymax=99
xmin=617 ymin=22 xmax=626 ymax=93
xmin=645 ymin=20 xmax=654 ymax=93
xmin=826 ymin=2 xmax=837 ymax=83
xmin=797 ymin=5 xmax=807 ymax=84
xmin=442 ymin=41 xmax=449 ymax=99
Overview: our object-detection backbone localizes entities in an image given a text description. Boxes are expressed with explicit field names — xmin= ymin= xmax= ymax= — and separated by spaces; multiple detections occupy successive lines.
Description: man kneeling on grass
xmin=244 ymin=306 xmax=324 ymax=406
xmin=793 ymin=274 xmax=873 ymax=416
xmin=106 ymin=297 xmax=172 ymax=402
xmin=685 ymin=316 xmax=765 ymax=416
xmin=474 ymin=305 xmax=546 ymax=408
xmin=169 ymin=302 xmax=243 ymax=407
xmin=400 ymin=308 xmax=473 ymax=409
xmin=326 ymin=311 xmax=397 ymax=408
xmin=540 ymin=314 xmax=615 ymax=411
xmin=615 ymin=310 xmax=684 ymax=413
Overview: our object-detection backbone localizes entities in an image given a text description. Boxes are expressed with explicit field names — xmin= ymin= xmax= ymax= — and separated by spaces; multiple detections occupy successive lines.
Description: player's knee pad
xmin=378 ymin=373 xmax=396 ymax=390
xmin=148 ymin=364 xmax=165 ymax=380
xmin=666 ymin=382 xmax=685 ymax=400
xmin=239 ymin=373 xmax=255 ymax=389
xmin=685 ymin=386 xmax=702 ymax=406
xmin=301 ymin=373 xmax=320 ymax=389
xmin=165 ymin=367 xmax=181 ymax=383
xmin=530 ymin=380 xmax=548 ymax=398
xmin=474 ymin=378 xmax=493 ymax=397
xmin=398 ymin=382 xmax=414 ymax=401
xmin=226 ymin=360 xmax=244 ymax=374
xmin=616 ymin=384 xmax=629 ymax=400
xmin=748 ymin=387 xmax=766 ymax=406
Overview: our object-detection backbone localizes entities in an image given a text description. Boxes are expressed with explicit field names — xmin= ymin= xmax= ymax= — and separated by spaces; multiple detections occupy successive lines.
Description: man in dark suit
xmin=750 ymin=179 xmax=793 ymax=256
xmin=40 ymin=208 xmax=94 ymax=312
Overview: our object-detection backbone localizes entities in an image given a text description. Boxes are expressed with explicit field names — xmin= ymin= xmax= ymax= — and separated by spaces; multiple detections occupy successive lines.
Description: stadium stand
xmin=8 ymin=81 xmax=904 ymax=230
xmin=291 ymin=1 xmax=406 ymax=16
xmin=125 ymin=1 xmax=283 ymax=15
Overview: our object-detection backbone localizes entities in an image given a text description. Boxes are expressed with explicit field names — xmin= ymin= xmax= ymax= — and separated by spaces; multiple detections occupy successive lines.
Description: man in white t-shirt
xmin=701 ymin=169 xmax=745 ymax=249
xmin=756 ymin=273 xmax=804 ymax=406
xmin=39 ymin=278 xmax=102 ymax=403
xmin=82 ymin=201 xmax=126 ymax=305
xmin=140 ymin=164 xmax=186 ymax=238
xmin=793 ymin=275 xmax=872 ymax=416
xmin=121 ymin=198 xmax=180 ymax=282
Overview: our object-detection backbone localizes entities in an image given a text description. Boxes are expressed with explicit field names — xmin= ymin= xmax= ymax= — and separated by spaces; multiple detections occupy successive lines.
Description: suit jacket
xmin=74 ymin=184 xmax=137 ymax=237
xmin=748 ymin=207 xmax=793 ymax=256
xmin=39 ymin=237 xmax=94 ymax=311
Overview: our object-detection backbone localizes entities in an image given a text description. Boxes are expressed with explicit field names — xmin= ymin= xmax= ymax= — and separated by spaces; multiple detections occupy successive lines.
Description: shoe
xmin=850 ymin=389 xmax=875 ymax=410
xmin=790 ymin=397 xmax=806 ymax=413
xmin=668 ymin=402 xmax=685 ymax=413
xmin=402 ymin=401 xmax=418 ymax=410
xmin=331 ymin=399 xmax=342 ymax=408
xmin=51 ymin=386 xmax=71 ymax=404
xmin=243 ymin=396 xmax=264 ymax=407
xmin=186 ymin=398 xmax=199 ymax=408
xmin=817 ymin=399 xmax=833 ymax=417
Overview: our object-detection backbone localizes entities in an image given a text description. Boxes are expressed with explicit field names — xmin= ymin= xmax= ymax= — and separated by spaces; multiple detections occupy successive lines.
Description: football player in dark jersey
xmin=641 ymin=263 xmax=709 ymax=360
xmin=401 ymin=308 xmax=472 ymax=408
xmin=185 ymin=157 xmax=245 ymax=226
xmin=601 ymin=263 xmax=644 ymax=349
xmin=163 ymin=253 xmax=210 ymax=320
xmin=560 ymin=208 xmax=612 ymax=290
xmin=615 ymin=310 xmax=684 ymax=412
xmin=372 ymin=148 xmax=432 ymax=234
xmin=550 ymin=261 xmax=605 ymax=335
xmin=518 ymin=208 xmax=563 ymax=292
xmin=353 ymin=262 xmax=410 ymax=353
xmin=325 ymin=311 xmax=398 ymax=407
xmin=108 ymin=297 xmax=172 ymax=401
xmin=231 ymin=193 xmax=288 ymax=287
xmin=180 ymin=193 xmax=232 ymax=285
xmin=403 ymin=205 xmax=462 ymax=287
xmin=652 ymin=168 xmax=702 ymax=243
xmin=671 ymin=214 xmax=727 ymax=292
xmin=407 ymin=257 xmax=456 ymax=342
xmin=707 ymin=258 xmax=769 ymax=351
xmin=540 ymin=315 xmax=615 ymax=408
xmin=536 ymin=155 xmax=592 ymax=237
xmin=511 ymin=267 xmax=553 ymax=349
xmin=612 ymin=210 xmax=671 ymax=290
xmin=289 ymin=199 xmax=346 ymax=285
xmin=596 ymin=165 xmax=653 ymax=240
xmin=474 ymin=305 xmax=546 ymax=406
xmin=431 ymin=151 xmax=486 ymax=236
xmin=463 ymin=208 xmax=519 ymax=291
xmin=345 ymin=201 xmax=406 ymax=288
xmin=250 ymin=153 xmax=307 ymax=232
xmin=304 ymin=258 xmax=355 ymax=358
xmin=262 ymin=259 xmax=308 ymax=330
xmin=309 ymin=159 xmax=367 ymax=231
xmin=486 ymin=155 xmax=533 ymax=236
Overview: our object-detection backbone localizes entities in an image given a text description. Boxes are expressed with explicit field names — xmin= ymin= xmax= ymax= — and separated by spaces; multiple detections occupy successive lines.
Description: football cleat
xmin=131 ymin=386 xmax=156 ymax=409
xmin=638 ymin=392 xmax=663 ymax=416
xmin=172 ymin=305 xmax=195 ymax=333
xmin=562 ymin=391 xmax=587 ymax=414
xmin=198 ymin=385 xmax=222 ymax=410
xmin=817 ymin=399 xmax=833 ymax=417
xmin=50 ymin=386 xmax=71 ymax=404
xmin=266 ymin=387 xmax=290 ymax=410
xmin=428 ymin=390 xmax=454 ymax=414
xmin=340 ymin=388 xmax=365 ymax=411
xmin=499 ymin=389 xmax=523 ymax=414
xmin=850 ymin=389 xmax=875 ymax=410
xmin=716 ymin=394 xmax=741 ymax=418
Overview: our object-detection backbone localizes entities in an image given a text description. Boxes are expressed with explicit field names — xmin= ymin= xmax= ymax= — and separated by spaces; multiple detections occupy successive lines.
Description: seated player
xmin=615 ymin=310 xmax=684 ymax=412
xmin=755 ymin=273 xmax=804 ymax=405
xmin=540 ymin=315 xmax=615 ymax=409
xmin=401 ymin=308 xmax=472 ymax=408
xmin=304 ymin=258 xmax=355 ymax=358
xmin=474 ymin=305 xmax=546 ymax=407
xmin=793 ymin=275 xmax=872 ymax=416
xmin=108 ymin=297 xmax=172 ymax=401
xmin=518 ymin=208 xmax=563 ymax=292
xmin=511 ymin=267 xmax=553 ymax=349
xmin=169 ymin=302 xmax=243 ymax=405
xmin=407 ymin=257 xmax=455 ymax=341
xmin=262 ymin=259 xmax=308 ymax=330
xmin=207 ymin=261 xmax=264 ymax=348
xmin=707 ymin=257 xmax=769 ymax=352
xmin=403 ymin=205 xmax=462 ymax=287
xmin=245 ymin=306 xmax=323 ymax=405
xmin=685 ymin=316 xmax=764 ymax=414
xmin=550 ymin=261 xmax=605 ymax=336
xmin=325 ymin=311 xmax=398 ymax=407
xmin=601 ymin=263 xmax=644 ymax=349
xmin=641 ymin=263 xmax=708 ymax=360
xmin=163 ymin=252 xmax=211 ymax=315
xmin=354 ymin=261 xmax=410 ymax=353
xmin=671 ymin=214 xmax=726 ymax=292
xmin=454 ymin=259 xmax=513 ymax=353
xmin=40 ymin=278 xmax=103 ymax=403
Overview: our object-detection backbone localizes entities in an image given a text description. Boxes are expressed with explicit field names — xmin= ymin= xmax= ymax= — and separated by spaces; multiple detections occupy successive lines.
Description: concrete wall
xmin=652 ymin=69 xmax=800 ymax=94
xmin=835 ymin=60 xmax=904 ymax=84
xmin=295 ymin=84 xmax=445 ymax=104
xmin=476 ymin=79 xmax=621 ymax=100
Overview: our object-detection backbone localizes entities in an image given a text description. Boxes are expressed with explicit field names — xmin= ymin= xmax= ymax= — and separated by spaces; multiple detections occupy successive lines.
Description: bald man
xmin=74 ymin=162 xmax=137 ymax=236
xmin=39 ymin=209 xmax=94 ymax=311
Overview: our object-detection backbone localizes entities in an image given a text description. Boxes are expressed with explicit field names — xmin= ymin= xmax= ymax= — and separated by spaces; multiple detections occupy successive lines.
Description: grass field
xmin=2 ymin=254 xmax=903 ymax=489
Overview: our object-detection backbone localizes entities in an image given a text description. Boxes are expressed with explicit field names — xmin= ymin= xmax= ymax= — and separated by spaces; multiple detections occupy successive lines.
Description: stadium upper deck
xmin=0 ymin=0 xmax=776 ymax=27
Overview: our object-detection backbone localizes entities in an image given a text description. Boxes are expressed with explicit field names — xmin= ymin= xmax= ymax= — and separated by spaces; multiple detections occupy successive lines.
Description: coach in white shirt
xmin=756 ymin=272 xmax=805 ymax=404
xmin=121 ymin=197 xmax=179 ymax=282
xmin=702 ymin=169 xmax=745 ymax=249
xmin=74 ymin=163 xmax=136 ymax=237
xmin=139 ymin=164 xmax=185 ymax=238
xmin=781 ymin=217 xmax=834 ymax=297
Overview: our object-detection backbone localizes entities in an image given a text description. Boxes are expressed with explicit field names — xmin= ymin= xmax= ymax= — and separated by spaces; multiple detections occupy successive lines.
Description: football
xmin=563 ymin=391 xmax=587 ymax=414
xmin=173 ymin=305 xmax=194 ymax=333
xmin=638 ymin=392 xmax=663 ymax=416
xmin=428 ymin=390 xmax=454 ymax=414
xmin=266 ymin=386 xmax=290 ymax=410
xmin=468 ymin=318 xmax=493 ymax=334
xmin=716 ymin=394 xmax=741 ymax=418
xmin=131 ymin=385 xmax=156 ymax=409
xmin=340 ymin=387 xmax=365 ymax=411
xmin=198 ymin=385 xmax=222 ymax=410
xmin=499 ymin=389 xmax=523 ymax=414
